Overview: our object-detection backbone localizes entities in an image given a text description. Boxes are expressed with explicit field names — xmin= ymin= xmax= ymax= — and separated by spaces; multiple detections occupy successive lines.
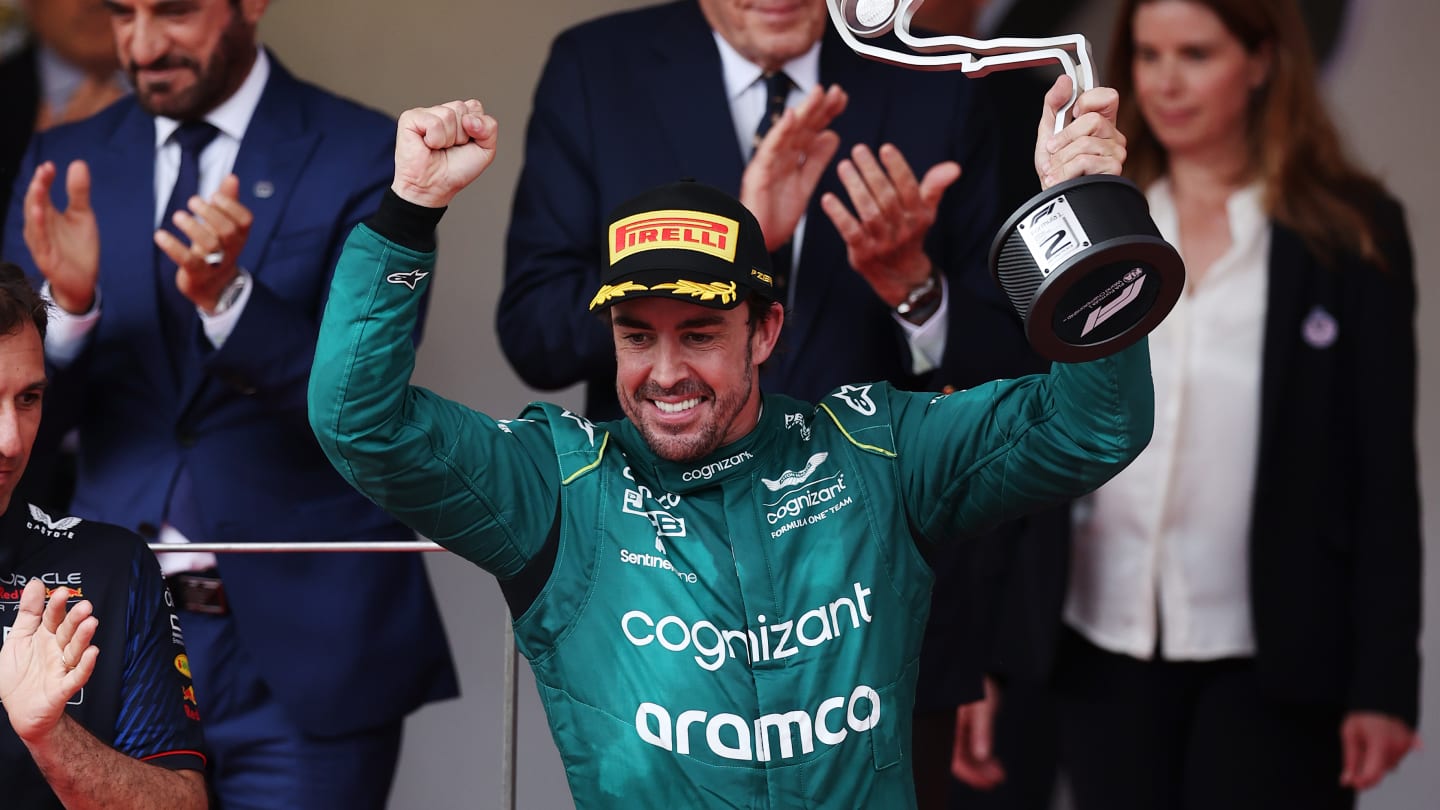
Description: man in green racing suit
xmin=307 ymin=79 xmax=1151 ymax=809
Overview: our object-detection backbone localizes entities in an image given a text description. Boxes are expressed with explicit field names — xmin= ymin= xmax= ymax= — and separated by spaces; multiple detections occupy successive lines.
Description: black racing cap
xmin=588 ymin=180 xmax=776 ymax=312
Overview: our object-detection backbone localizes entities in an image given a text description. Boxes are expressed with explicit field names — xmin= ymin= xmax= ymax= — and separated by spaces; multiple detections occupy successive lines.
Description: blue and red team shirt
xmin=1 ymin=501 xmax=206 ymax=808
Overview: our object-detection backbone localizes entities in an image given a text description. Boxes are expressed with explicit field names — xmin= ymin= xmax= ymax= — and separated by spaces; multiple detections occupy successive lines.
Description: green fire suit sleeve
xmin=891 ymin=341 xmax=1154 ymax=544
xmin=308 ymin=222 xmax=560 ymax=578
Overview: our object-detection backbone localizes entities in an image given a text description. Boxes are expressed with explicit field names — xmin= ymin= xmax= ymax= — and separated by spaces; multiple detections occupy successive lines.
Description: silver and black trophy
xmin=828 ymin=0 xmax=1184 ymax=362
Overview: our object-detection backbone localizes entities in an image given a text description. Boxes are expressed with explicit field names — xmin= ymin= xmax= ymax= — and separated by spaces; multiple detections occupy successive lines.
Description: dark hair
xmin=1107 ymin=0 xmax=1389 ymax=268
xmin=744 ymin=294 xmax=781 ymax=329
xmin=0 ymin=262 xmax=48 ymax=340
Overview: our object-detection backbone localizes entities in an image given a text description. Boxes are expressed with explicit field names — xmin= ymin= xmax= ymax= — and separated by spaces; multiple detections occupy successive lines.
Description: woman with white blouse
xmin=1055 ymin=1 xmax=1421 ymax=808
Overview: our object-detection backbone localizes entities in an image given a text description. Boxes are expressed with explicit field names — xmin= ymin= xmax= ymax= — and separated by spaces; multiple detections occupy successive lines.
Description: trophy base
xmin=989 ymin=175 xmax=1185 ymax=363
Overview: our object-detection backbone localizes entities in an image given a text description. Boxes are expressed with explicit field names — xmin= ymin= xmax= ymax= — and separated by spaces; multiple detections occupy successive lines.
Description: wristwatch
xmin=894 ymin=273 xmax=942 ymax=325
xmin=208 ymin=271 xmax=250 ymax=317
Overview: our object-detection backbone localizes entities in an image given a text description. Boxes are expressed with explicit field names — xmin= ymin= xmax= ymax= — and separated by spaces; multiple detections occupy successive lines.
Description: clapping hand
xmin=740 ymin=84 xmax=848 ymax=251
xmin=0 ymin=581 xmax=98 ymax=745
xmin=21 ymin=160 xmax=100 ymax=315
xmin=819 ymin=143 xmax=960 ymax=308
xmin=154 ymin=174 xmax=255 ymax=313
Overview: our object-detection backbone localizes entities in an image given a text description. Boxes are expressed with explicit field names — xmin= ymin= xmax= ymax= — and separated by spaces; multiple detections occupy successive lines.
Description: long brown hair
xmin=1106 ymin=0 xmax=1388 ymax=268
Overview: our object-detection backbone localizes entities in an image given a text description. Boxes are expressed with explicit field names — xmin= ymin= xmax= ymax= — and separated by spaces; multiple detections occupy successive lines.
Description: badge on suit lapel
xmin=253 ymin=180 xmax=275 ymax=199
xmin=1302 ymin=305 xmax=1338 ymax=349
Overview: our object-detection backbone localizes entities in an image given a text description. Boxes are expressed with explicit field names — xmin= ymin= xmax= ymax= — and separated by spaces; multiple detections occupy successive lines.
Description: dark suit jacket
xmin=3 ymin=54 xmax=458 ymax=736
xmin=0 ymin=41 xmax=39 ymax=254
xmin=983 ymin=196 xmax=1421 ymax=726
xmin=499 ymin=0 xmax=1041 ymax=423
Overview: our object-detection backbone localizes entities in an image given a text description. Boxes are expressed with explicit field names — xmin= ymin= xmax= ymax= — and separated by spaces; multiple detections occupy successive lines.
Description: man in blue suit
xmin=3 ymin=1 xmax=456 ymax=807
xmin=498 ymin=2 xmax=1048 ymax=806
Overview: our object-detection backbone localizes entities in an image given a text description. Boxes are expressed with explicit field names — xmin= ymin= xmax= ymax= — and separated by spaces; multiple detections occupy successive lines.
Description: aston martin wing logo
xmin=761 ymin=452 xmax=829 ymax=492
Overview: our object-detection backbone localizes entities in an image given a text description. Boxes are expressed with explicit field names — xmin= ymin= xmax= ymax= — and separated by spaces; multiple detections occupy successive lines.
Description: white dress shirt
xmin=41 ymin=47 xmax=271 ymax=574
xmin=711 ymin=33 xmax=948 ymax=373
xmin=1064 ymin=178 xmax=1270 ymax=661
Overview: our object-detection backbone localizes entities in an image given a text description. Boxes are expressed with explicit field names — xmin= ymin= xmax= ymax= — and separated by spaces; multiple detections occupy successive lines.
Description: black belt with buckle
xmin=168 ymin=569 xmax=229 ymax=615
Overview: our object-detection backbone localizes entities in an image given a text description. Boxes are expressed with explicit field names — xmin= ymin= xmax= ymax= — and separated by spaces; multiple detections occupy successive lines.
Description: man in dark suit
xmin=498 ymin=2 xmax=1047 ymax=807
xmin=3 ymin=1 xmax=456 ymax=807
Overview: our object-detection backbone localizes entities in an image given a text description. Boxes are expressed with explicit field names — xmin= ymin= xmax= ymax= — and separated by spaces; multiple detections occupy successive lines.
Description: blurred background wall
xmin=6 ymin=0 xmax=1425 ymax=806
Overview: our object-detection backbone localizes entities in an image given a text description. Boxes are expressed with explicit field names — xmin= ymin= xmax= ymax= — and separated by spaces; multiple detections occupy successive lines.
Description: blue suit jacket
xmin=3 ymin=55 xmax=457 ymax=736
xmin=499 ymin=0 xmax=1042 ymax=422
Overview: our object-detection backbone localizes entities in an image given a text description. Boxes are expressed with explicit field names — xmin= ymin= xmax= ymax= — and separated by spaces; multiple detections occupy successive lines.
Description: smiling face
xmin=104 ymin=0 xmax=265 ymax=120
xmin=1130 ymin=0 xmax=1270 ymax=162
xmin=697 ymin=0 xmax=829 ymax=71
xmin=0 ymin=323 xmax=46 ymax=515
xmin=612 ymin=297 xmax=782 ymax=463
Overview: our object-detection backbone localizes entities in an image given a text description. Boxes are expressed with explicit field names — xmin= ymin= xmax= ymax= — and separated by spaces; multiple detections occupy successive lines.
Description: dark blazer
xmin=1248 ymin=196 xmax=1420 ymax=724
xmin=498 ymin=0 xmax=1040 ymax=422
xmin=0 ymin=41 xmax=39 ymax=253
xmin=984 ymin=196 xmax=1421 ymax=726
xmin=2 ymin=54 xmax=458 ymax=736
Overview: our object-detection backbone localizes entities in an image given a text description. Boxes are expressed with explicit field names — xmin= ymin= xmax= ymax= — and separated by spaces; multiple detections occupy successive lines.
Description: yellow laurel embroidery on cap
xmin=589 ymin=281 xmax=650 ymax=311
xmin=650 ymin=279 xmax=738 ymax=305
xmin=609 ymin=209 xmax=740 ymax=264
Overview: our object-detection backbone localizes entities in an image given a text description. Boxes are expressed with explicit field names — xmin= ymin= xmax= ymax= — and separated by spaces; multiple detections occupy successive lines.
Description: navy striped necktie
xmin=156 ymin=121 xmax=220 ymax=362
xmin=752 ymin=72 xmax=793 ymax=294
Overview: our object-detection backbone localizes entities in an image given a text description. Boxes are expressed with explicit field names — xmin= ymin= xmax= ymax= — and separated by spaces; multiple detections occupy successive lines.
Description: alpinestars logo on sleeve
xmin=386 ymin=269 xmax=430 ymax=290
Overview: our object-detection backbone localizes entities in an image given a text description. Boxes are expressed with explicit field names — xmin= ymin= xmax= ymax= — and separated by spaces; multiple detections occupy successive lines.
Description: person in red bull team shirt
xmin=0 ymin=262 xmax=207 ymax=810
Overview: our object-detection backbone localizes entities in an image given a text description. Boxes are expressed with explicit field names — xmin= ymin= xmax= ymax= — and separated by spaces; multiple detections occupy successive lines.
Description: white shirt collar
xmin=712 ymin=31 xmax=820 ymax=99
xmin=1147 ymin=176 xmax=1267 ymax=264
xmin=154 ymin=46 xmax=270 ymax=149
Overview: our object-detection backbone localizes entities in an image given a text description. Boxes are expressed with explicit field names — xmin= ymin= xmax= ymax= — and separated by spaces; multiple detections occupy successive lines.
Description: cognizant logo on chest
xmin=681 ymin=450 xmax=753 ymax=482
xmin=620 ymin=582 xmax=873 ymax=672
xmin=764 ymin=472 xmax=852 ymax=531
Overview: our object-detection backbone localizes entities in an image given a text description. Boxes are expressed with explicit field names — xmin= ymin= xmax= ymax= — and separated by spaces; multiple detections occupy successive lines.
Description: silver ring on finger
xmin=203 ymin=250 xmax=225 ymax=267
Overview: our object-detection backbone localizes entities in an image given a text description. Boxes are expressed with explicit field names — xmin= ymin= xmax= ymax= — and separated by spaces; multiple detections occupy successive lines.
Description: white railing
xmin=149 ymin=540 xmax=520 ymax=810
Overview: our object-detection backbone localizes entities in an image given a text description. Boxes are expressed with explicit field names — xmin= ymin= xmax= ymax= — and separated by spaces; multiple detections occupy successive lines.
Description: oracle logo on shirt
xmin=0 ymin=571 xmax=83 ymax=588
